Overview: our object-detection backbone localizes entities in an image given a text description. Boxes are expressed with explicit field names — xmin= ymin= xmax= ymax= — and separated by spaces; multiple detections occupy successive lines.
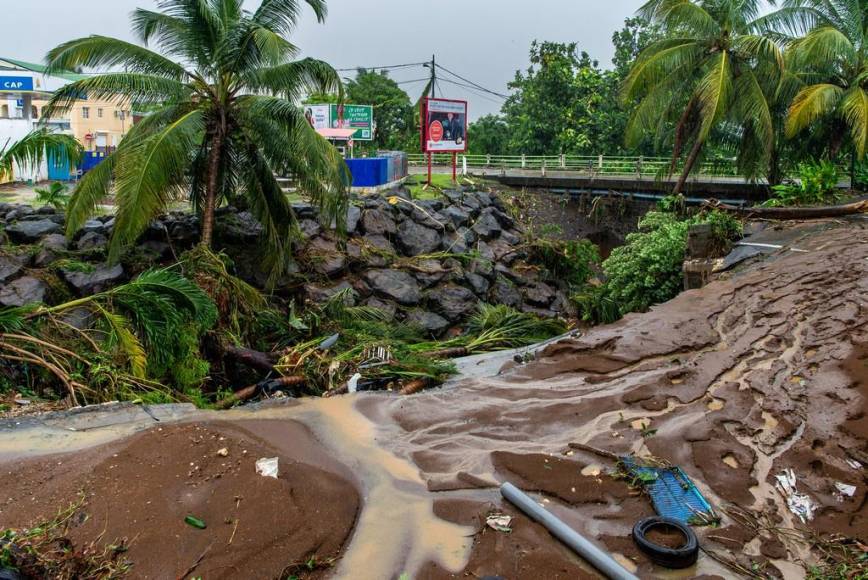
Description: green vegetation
xmin=34 ymin=182 xmax=71 ymax=210
xmin=45 ymin=0 xmax=349 ymax=277
xmin=0 ymin=268 xmax=216 ymax=405
xmin=574 ymin=208 xmax=741 ymax=324
xmin=404 ymin=174 xmax=471 ymax=199
xmin=625 ymin=0 xmax=782 ymax=192
xmin=767 ymin=159 xmax=841 ymax=207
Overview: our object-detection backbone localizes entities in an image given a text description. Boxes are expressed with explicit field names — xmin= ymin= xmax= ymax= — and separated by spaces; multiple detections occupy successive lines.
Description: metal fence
xmin=406 ymin=153 xmax=743 ymax=179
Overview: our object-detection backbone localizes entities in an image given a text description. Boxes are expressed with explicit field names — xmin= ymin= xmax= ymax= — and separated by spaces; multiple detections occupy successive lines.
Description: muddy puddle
xmin=0 ymin=220 xmax=866 ymax=579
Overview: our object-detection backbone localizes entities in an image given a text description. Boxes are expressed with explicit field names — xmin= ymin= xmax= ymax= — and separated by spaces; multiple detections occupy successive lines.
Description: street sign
xmin=331 ymin=104 xmax=374 ymax=141
xmin=0 ymin=76 xmax=34 ymax=92
xmin=305 ymin=103 xmax=374 ymax=141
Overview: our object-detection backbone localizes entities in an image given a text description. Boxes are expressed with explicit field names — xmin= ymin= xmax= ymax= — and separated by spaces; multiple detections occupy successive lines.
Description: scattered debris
xmin=216 ymin=447 xmax=229 ymax=457
xmin=774 ymin=469 xmax=816 ymax=523
xmin=255 ymin=457 xmax=279 ymax=479
xmin=184 ymin=515 xmax=207 ymax=529
xmin=346 ymin=373 xmax=362 ymax=394
xmin=834 ymin=481 xmax=857 ymax=499
xmin=845 ymin=458 xmax=862 ymax=470
xmin=620 ymin=458 xmax=717 ymax=525
xmin=485 ymin=513 xmax=513 ymax=533
xmin=318 ymin=333 xmax=340 ymax=351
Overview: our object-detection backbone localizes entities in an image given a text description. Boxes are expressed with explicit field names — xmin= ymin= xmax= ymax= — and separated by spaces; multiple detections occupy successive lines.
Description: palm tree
xmin=43 ymin=0 xmax=349 ymax=273
xmin=0 ymin=129 xmax=81 ymax=183
xmin=623 ymin=0 xmax=784 ymax=192
xmin=761 ymin=0 xmax=868 ymax=161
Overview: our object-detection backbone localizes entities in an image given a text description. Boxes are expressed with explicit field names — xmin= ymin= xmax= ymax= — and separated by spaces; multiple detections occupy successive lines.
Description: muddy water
xmin=229 ymin=398 xmax=474 ymax=579
xmin=2 ymin=220 xmax=866 ymax=579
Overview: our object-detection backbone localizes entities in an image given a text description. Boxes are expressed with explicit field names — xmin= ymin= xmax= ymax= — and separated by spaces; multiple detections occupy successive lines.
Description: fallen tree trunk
xmin=216 ymin=375 xmax=305 ymax=409
xmin=705 ymin=198 xmax=868 ymax=220
xmin=223 ymin=345 xmax=278 ymax=374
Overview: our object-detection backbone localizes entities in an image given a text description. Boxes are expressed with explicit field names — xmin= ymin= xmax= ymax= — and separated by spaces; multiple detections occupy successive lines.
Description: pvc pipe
xmin=500 ymin=482 xmax=639 ymax=580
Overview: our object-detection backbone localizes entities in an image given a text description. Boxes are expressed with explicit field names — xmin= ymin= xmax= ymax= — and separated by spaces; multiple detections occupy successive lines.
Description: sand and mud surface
xmin=0 ymin=218 xmax=866 ymax=578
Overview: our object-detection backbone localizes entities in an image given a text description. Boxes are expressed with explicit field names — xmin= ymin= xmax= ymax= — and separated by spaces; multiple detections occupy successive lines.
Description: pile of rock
xmin=0 ymin=189 xmax=576 ymax=334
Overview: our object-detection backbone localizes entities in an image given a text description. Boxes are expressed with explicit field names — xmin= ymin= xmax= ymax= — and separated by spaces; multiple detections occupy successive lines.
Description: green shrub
xmin=527 ymin=238 xmax=601 ymax=287
xmin=766 ymin=160 xmax=840 ymax=207
xmin=575 ymin=210 xmax=741 ymax=323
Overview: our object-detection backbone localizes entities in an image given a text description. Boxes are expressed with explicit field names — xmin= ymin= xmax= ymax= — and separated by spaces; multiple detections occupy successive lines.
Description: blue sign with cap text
xmin=0 ymin=76 xmax=34 ymax=92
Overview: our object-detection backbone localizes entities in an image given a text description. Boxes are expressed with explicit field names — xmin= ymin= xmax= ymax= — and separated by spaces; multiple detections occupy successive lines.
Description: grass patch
xmin=405 ymin=174 xmax=473 ymax=199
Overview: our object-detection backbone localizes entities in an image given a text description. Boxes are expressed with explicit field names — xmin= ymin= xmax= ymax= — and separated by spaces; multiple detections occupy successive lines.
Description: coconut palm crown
xmin=623 ymin=0 xmax=784 ymax=192
xmin=761 ymin=0 xmax=868 ymax=159
xmin=43 ymin=0 xmax=348 ymax=272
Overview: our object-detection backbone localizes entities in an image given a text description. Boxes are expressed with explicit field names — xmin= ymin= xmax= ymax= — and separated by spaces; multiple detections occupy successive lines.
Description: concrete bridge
xmin=407 ymin=154 xmax=851 ymax=205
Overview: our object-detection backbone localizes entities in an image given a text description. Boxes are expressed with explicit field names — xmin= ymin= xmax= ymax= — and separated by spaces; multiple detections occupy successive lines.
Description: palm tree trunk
xmin=200 ymin=131 xmax=222 ymax=247
xmin=673 ymin=137 xmax=703 ymax=194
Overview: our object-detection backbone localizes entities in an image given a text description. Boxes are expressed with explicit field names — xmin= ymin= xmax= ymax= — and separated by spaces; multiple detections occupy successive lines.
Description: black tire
xmin=632 ymin=516 xmax=699 ymax=569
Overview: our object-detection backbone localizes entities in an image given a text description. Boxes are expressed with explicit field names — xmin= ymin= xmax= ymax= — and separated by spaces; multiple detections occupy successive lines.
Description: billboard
xmin=421 ymin=97 xmax=467 ymax=153
xmin=304 ymin=103 xmax=374 ymax=141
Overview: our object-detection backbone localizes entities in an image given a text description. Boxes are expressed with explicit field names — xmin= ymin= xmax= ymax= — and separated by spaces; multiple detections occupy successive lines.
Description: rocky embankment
xmin=0 ymin=188 xmax=574 ymax=334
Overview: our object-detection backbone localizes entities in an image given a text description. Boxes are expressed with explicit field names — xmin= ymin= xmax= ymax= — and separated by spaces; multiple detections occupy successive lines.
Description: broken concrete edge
xmin=0 ymin=401 xmax=200 ymax=433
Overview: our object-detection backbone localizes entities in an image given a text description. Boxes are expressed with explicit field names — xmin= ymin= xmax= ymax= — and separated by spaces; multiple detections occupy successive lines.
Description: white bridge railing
xmin=406 ymin=153 xmax=743 ymax=179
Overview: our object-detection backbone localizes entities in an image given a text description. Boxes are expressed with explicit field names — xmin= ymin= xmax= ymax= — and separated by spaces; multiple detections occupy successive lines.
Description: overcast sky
xmin=4 ymin=0 xmax=646 ymax=118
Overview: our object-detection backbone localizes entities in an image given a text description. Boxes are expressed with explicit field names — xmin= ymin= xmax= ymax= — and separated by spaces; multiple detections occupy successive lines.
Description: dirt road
xmin=1 ymin=217 xmax=866 ymax=578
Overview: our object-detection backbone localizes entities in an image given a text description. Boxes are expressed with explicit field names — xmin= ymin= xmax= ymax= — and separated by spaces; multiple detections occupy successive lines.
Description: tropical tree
xmin=43 ymin=0 xmax=348 ymax=274
xmin=0 ymin=129 xmax=81 ymax=183
xmin=762 ymin=0 xmax=868 ymax=161
xmin=345 ymin=69 xmax=415 ymax=151
xmin=623 ymin=0 xmax=784 ymax=192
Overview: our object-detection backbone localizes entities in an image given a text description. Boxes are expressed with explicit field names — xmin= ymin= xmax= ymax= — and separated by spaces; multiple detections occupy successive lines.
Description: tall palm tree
xmin=761 ymin=0 xmax=868 ymax=160
xmin=623 ymin=0 xmax=784 ymax=192
xmin=0 ymin=129 xmax=81 ymax=183
xmin=43 ymin=0 xmax=348 ymax=273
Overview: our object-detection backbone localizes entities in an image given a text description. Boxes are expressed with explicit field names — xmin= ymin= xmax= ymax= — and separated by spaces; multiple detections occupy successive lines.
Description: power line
xmin=395 ymin=77 xmax=430 ymax=85
xmin=333 ymin=62 xmax=427 ymax=72
xmin=438 ymin=78 xmax=505 ymax=105
xmin=434 ymin=63 xmax=509 ymax=99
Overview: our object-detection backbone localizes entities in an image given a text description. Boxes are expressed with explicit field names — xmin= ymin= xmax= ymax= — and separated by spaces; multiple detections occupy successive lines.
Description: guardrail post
xmin=486 ymin=154 xmax=491 ymax=167
xmin=560 ymin=154 xmax=566 ymax=168
xmin=541 ymin=158 xmax=546 ymax=177
xmin=462 ymin=155 xmax=467 ymax=176
xmin=598 ymin=154 xmax=604 ymax=169
xmin=637 ymin=156 xmax=643 ymax=177
xmin=521 ymin=154 xmax=526 ymax=169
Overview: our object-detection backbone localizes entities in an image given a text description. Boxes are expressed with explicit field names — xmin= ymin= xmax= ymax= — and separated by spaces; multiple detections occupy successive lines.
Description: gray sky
xmin=5 ymin=0 xmax=645 ymax=118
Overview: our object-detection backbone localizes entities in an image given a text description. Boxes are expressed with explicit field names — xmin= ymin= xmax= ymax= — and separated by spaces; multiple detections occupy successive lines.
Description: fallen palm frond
xmin=411 ymin=304 xmax=567 ymax=359
xmin=0 ymin=268 xmax=217 ymax=405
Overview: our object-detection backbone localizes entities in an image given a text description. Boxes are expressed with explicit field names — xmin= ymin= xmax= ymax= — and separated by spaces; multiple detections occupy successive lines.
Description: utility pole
xmin=430 ymin=54 xmax=436 ymax=98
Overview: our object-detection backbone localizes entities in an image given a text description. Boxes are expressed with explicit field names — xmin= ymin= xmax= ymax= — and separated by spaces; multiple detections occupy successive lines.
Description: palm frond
xmin=42 ymin=74 xmax=190 ymax=119
xmin=0 ymin=129 xmax=82 ymax=183
xmin=109 ymin=109 xmax=204 ymax=260
xmin=786 ymin=83 xmax=844 ymax=136
xmin=254 ymin=0 xmax=328 ymax=33
xmin=45 ymin=36 xmax=188 ymax=81
xmin=696 ymin=51 xmax=733 ymax=141
xmin=841 ymin=86 xmax=868 ymax=158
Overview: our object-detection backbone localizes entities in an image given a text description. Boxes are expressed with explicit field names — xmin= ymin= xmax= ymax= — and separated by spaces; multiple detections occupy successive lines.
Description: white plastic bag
xmin=255 ymin=457 xmax=279 ymax=478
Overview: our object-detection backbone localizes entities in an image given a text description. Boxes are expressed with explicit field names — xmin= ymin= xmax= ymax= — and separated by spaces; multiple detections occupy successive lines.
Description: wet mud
xmin=1 ymin=219 xmax=866 ymax=579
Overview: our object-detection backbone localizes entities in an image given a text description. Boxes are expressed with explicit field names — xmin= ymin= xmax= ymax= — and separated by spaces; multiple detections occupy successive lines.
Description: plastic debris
xmin=846 ymin=458 xmax=862 ymax=470
xmin=255 ymin=457 xmax=279 ymax=478
xmin=318 ymin=333 xmax=340 ymax=351
xmin=620 ymin=458 xmax=716 ymax=525
xmin=347 ymin=373 xmax=362 ymax=394
xmin=486 ymin=513 xmax=513 ymax=533
xmin=774 ymin=469 xmax=816 ymax=523
xmin=216 ymin=447 xmax=229 ymax=457
xmin=184 ymin=515 xmax=206 ymax=529
xmin=834 ymin=482 xmax=857 ymax=498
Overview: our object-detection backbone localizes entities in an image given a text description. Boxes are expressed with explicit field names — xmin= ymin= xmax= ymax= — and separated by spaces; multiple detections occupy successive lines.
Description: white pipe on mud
xmin=500 ymin=482 xmax=639 ymax=580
